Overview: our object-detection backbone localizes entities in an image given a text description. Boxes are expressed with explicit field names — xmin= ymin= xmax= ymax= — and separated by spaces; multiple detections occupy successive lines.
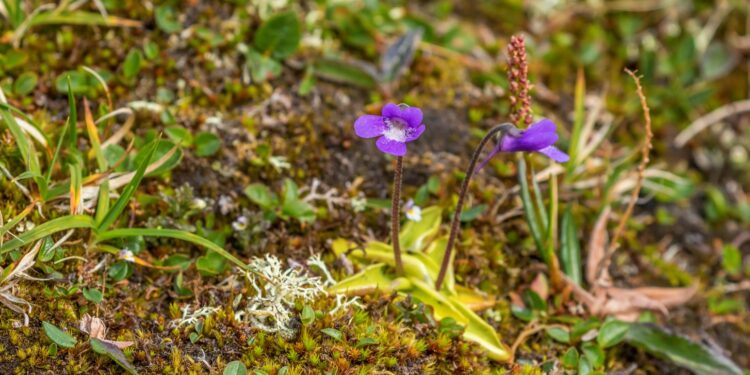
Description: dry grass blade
xmin=673 ymin=99 xmax=750 ymax=147
xmin=0 ymin=240 xmax=43 ymax=326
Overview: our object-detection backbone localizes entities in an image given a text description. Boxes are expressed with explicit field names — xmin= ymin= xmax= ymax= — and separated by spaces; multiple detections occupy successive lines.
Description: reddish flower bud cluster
xmin=507 ymin=35 xmax=533 ymax=127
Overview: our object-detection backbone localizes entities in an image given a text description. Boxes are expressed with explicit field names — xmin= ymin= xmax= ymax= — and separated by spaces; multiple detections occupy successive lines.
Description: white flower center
xmin=383 ymin=118 xmax=411 ymax=142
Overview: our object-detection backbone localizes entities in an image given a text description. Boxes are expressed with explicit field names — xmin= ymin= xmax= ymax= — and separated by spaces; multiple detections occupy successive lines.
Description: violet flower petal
xmin=376 ymin=137 xmax=407 ymax=156
xmin=404 ymin=124 xmax=426 ymax=142
xmin=501 ymin=119 xmax=558 ymax=152
xmin=354 ymin=115 xmax=387 ymax=138
xmin=537 ymin=146 xmax=570 ymax=162
xmin=382 ymin=103 xmax=423 ymax=127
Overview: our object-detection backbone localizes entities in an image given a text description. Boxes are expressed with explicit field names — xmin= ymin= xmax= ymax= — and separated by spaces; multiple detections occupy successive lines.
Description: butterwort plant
xmin=354 ymin=103 xmax=426 ymax=274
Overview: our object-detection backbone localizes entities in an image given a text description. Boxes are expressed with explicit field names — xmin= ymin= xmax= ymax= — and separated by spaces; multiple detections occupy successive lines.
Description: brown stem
xmin=435 ymin=123 xmax=514 ymax=290
xmin=392 ymin=156 xmax=404 ymax=275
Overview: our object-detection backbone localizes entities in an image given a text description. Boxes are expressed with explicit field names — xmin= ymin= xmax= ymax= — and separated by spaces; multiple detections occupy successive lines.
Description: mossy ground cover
xmin=1 ymin=1 xmax=749 ymax=374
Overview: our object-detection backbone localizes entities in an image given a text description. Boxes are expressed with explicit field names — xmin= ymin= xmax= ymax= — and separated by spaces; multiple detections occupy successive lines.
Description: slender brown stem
xmin=392 ymin=156 xmax=404 ymax=275
xmin=435 ymin=123 xmax=513 ymax=290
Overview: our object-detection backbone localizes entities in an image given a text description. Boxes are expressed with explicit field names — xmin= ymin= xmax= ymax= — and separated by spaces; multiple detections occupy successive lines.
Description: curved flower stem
xmin=392 ymin=156 xmax=404 ymax=275
xmin=435 ymin=123 xmax=514 ymax=290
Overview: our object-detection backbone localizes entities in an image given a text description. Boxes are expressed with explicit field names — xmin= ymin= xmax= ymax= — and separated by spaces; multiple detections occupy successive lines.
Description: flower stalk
xmin=435 ymin=123 xmax=515 ymax=290
xmin=391 ymin=156 xmax=404 ymax=275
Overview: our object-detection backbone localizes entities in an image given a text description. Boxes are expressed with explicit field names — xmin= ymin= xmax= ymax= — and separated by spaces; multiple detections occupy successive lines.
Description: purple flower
xmin=478 ymin=119 xmax=569 ymax=170
xmin=354 ymin=103 xmax=426 ymax=156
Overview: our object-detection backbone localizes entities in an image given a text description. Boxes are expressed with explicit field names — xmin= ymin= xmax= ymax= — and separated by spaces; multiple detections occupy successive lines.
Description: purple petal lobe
xmin=399 ymin=107 xmax=423 ymax=127
xmin=404 ymin=124 xmax=425 ymax=142
xmin=537 ymin=146 xmax=569 ymax=162
xmin=501 ymin=119 xmax=559 ymax=152
xmin=382 ymin=103 xmax=423 ymax=127
xmin=354 ymin=115 xmax=386 ymax=138
xmin=376 ymin=137 xmax=407 ymax=156
xmin=475 ymin=141 xmax=503 ymax=172
xmin=381 ymin=103 xmax=401 ymax=118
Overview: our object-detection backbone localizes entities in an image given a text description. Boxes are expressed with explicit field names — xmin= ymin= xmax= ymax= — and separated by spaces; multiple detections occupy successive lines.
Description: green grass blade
xmin=518 ymin=158 xmax=545 ymax=258
xmin=0 ymin=203 xmax=34 ymax=240
xmin=560 ymin=207 xmax=582 ymax=285
xmin=46 ymin=81 xmax=75 ymax=186
xmin=28 ymin=11 xmax=141 ymax=28
xmin=544 ymin=175 xmax=559 ymax=265
xmin=83 ymin=98 xmax=110 ymax=222
xmin=1 ymin=107 xmax=46 ymax=197
xmin=96 ymin=138 xmax=158 ymax=232
xmin=68 ymin=163 xmax=82 ymax=214
xmin=95 ymin=228 xmax=248 ymax=270
xmin=566 ymin=68 xmax=585 ymax=176
xmin=0 ymin=215 xmax=95 ymax=255
xmin=530 ymin=163 xmax=549 ymax=232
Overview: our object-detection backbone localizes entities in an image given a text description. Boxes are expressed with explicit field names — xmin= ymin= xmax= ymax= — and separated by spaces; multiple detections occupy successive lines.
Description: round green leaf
xmin=223 ymin=360 xmax=248 ymax=375
xmin=597 ymin=319 xmax=630 ymax=348
xmin=194 ymin=132 xmax=221 ymax=157
xmin=42 ymin=321 xmax=77 ymax=348
xmin=13 ymin=72 xmax=38 ymax=96
xmin=253 ymin=11 xmax=301 ymax=60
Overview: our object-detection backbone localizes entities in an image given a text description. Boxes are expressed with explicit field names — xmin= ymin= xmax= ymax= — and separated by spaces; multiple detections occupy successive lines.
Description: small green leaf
xmin=561 ymin=347 xmax=579 ymax=368
xmin=321 ymin=328 xmax=343 ymax=341
xmin=578 ymin=356 xmax=593 ymax=375
xmin=581 ymin=342 xmax=605 ymax=368
xmin=223 ymin=361 xmax=248 ymax=375
xmin=42 ymin=321 xmax=77 ymax=348
xmin=459 ymin=204 xmax=487 ymax=222
xmin=82 ymin=288 xmax=103 ymax=304
xmin=355 ymin=337 xmax=378 ymax=347
xmin=254 ymin=11 xmax=301 ymax=60
xmin=546 ymin=327 xmax=570 ymax=344
xmin=300 ymin=305 xmax=315 ymax=326
xmin=597 ymin=319 xmax=630 ymax=348
xmin=37 ymin=237 xmax=56 ymax=262
xmin=282 ymin=180 xmax=315 ymax=223
xmin=721 ymin=244 xmax=742 ymax=276
xmin=313 ymin=58 xmax=376 ymax=89
xmin=155 ymin=5 xmax=181 ymax=33
xmin=571 ymin=318 xmax=600 ymax=342
xmin=13 ymin=72 xmax=38 ymax=96
xmin=165 ymin=126 xmax=194 ymax=147
xmin=244 ymin=47 xmax=282 ymax=82
xmin=626 ymin=323 xmax=743 ymax=375
xmin=244 ymin=183 xmax=277 ymax=210
xmin=108 ymin=261 xmax=133 ymax=282
xmin=194 ymin=132 xmax=221 ymax=157
xmin=189 ymin=332 xmax=200 ymax=343
xmin=196 ymin=251 xmax=227 ymax=276
xmin=123 ymin=49 xmax=142 ymax=79
xmin=143 ymin=41 xmax=160 ymax=60
xmin=90 ymin=338 xmax=138 ymax=375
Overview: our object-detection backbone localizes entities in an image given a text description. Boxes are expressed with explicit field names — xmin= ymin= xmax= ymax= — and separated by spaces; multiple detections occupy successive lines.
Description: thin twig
xmin=603 ymin=69 xmax=652 ymax=271
xmin=509 ymin=321 xmax=568 ymax=363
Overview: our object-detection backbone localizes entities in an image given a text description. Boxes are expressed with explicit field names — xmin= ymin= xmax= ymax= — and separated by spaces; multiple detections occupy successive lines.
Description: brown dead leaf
xmin=586 ymin=207 xmax=611 ymax=286
xmin=79 ymin=314 xmax=134 ymax=349
xmin=529 ymin=273 xmax=549 ymax=301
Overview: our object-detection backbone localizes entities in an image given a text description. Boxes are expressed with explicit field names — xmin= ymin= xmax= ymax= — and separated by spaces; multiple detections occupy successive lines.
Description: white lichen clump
xmin=235 ymin=254 xmax=326 ymax=337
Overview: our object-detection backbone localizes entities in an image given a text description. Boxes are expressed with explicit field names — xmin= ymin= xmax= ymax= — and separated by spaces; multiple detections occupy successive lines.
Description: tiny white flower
xmin=118 ymin=249 xmax=135 ymax=263
xmin=404 ymin=199 xmax=422 ymax=222
xmin=232 ymin=216 xmax=249 ymax=231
